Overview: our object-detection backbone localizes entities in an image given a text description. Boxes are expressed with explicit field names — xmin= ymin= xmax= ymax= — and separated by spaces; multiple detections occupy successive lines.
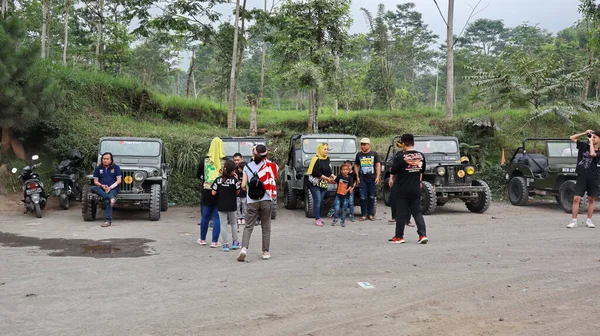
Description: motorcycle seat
xmin=52 ymin=174 xmax=71 ymax=179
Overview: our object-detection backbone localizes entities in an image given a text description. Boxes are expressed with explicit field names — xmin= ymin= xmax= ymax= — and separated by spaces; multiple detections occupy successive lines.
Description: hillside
xmin=5 ymin=66 xmax=600 ymax=205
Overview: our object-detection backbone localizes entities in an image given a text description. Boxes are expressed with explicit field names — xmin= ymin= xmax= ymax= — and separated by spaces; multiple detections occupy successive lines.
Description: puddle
xmin=0 ymin=231 xmax=156 ymax=258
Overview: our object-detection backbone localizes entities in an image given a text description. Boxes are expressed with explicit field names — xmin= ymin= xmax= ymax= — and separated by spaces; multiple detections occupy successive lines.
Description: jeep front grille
xmin=332 ymin=165 xmax=341 ymax=176
xmin=120 ymin=170 xmax=134 ymax=192
xmin=446 ymin=166 xmax=468 ymax=185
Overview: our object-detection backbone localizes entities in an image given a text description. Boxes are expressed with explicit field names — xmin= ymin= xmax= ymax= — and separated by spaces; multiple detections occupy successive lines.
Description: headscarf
xmin=307 ymin=143 xmax=328 ymax=175
xmin=207 ymin=137 xmax=225 ymax=171
xmin=204 ymin=137 xmax=225 ymax=186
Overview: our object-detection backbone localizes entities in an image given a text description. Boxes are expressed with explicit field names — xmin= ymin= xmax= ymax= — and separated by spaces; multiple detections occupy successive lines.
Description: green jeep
xmin=220 ymin=136 xmax=266 ymax=162
xmin=504 ymin=138 xmax=586 ymax=213
xmin=82 ymin=137 xmax=169 ymax=221
xmin=282 ymin=133 xmax=370 ymax=218
xmin=382 ymin=135 xmax=491 ymax=215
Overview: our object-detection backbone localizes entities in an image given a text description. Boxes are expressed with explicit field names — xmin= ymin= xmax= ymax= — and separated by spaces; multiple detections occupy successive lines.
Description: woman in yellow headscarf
xmin=307 ymin=143 xmax=335 ymax=226
xmin=196 ymin=137 xmax=226 ymax=247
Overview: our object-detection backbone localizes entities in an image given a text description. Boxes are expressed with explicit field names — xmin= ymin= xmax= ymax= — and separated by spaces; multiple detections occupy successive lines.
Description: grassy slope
xmin=25 ymin=66 xmax=600 ymax=204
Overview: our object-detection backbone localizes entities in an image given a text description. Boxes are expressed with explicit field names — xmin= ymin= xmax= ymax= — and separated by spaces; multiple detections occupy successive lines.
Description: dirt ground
xmin=1 ymin=197 xmax=600 ymax=336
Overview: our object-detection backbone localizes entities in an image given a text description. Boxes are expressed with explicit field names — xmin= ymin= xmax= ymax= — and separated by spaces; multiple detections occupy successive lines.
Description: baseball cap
xmin=360 ymin=138 xmax=371 ymax=144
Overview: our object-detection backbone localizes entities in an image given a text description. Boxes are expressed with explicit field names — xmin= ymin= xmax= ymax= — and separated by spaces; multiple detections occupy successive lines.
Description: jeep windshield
xmin=100 ymin=140 xmax=161 ymax=157
xmin=223 ymin=140 xmax=265 ymax=158
xmin=414 ymin=140 xmax=458 ymax=154
xmin=302 ymin=138 xmax=357 ymax=154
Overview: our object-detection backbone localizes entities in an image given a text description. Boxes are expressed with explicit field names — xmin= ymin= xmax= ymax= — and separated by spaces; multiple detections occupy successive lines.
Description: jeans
xmin=236 ymin=197 xmax=247 ymax=221
xmin=90 ymin=186 xmax=118 ymax=222
xmin=218 ymin=211 xmax=238 ymax=245
xmin=359 ymin=178 xmax=377 ymax=217
xmin=309 ymin=185 xmax=328 ymax=219
xmin=333 ymin=196 xmax=351 ymax=222
xmin=242 ymin=200 xmax=272 ymax=251
xmin=200 ymin=205 xmax=221 ymax=243
xmin=395 ymin=196 xmax=426 ymax=238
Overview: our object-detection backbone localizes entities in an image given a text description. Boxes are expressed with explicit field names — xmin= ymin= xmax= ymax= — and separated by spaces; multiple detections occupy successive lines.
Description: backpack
xmin=246 ymin=164 xmax=266 ymax=200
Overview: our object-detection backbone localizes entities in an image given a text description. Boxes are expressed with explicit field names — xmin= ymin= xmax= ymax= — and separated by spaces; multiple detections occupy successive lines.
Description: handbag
xmin=308 ymin=175 xmax=329 ymax=189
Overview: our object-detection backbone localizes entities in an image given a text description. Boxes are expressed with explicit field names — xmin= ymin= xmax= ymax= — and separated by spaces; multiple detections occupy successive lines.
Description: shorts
xmin=574 ymin=175 xmax=600 ymax=197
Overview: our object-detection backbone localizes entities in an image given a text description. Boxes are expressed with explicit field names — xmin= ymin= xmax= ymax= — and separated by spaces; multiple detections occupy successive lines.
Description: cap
xmin=254 ymin=144 xmax=268 ymax=157
xmin=360 ymin=138 xmax=371 ymax=144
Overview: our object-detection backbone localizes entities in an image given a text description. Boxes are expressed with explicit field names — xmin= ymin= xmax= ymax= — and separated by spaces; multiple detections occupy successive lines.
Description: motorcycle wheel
xmin=34 ymin=203 xmax=42 ymax=218
xmin=59 ymin=192 xmax=70 ymax=210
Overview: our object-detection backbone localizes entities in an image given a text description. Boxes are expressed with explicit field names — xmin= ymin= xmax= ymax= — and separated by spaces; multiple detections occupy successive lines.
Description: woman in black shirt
xmin=307 ymin=143 xmax=336 ymax=226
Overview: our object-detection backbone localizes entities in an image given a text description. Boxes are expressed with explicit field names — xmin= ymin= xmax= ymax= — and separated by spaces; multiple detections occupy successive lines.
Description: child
xmin=211 ymin=160 xmax=241 ymax=252
xmin=332 ymin=161 xmax=355 ymax=227
xmin=236 ymin=161 xmax=248 ymax=227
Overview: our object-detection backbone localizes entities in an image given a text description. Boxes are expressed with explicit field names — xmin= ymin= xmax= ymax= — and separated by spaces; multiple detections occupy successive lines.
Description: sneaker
xmin=262 ymin=251 xmax=271 ymax=260
xmin=315 ymin=219 xmax=324 ymax=226
xmin=566 ymin=219 xmax=578 ymax=228
xmin=340 ymin=220 xmax=346 ymax=227
xmin=388 ymin=237 xmax=405 ymax=244
xmin=241 ymin=219 xmax=246 ymax=225
xmin=222 ymin=244 xmax=230 ymax=252
xmin=586 ymin=218 xmax=595 ymax=228
xmin=349 ymin=216 xmax=355 ymax=222
xmin=197 ymin=239 xmax=207 ymax=245
xmin=210 ymin=242 xmax=222 ymax=248
xmin=231 ymin=242 xmax=241 ymax=250
xmin=237 ymin=247 xmax=247 ymax=262
xmin=327 ymin=209 xmax=335 ymax=217
xmin=331 ymin=219 xmax=338 ymax=226
xmin=418 ymin=236 xmax=428 ymax=244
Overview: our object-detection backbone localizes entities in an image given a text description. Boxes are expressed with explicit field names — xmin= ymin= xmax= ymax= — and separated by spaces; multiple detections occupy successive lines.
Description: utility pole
xmin=446 ymin=0 xmax=454 ymax=119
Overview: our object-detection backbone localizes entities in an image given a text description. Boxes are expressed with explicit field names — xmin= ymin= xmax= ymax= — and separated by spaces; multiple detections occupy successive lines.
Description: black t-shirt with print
xmin=335 ymin=175 xmax=355 ymax=199
xmin=236 ymin=167 xmax=247 ymax=198
xmin=211 ymin=176 xmax=241 ymax=212
xmin=390 ymin=150 xmax=426 ymax=198
xmin=576 ymin=141 xmax=600 ymax=178
xmin=355 ymin=151 xmax=380 ymax=181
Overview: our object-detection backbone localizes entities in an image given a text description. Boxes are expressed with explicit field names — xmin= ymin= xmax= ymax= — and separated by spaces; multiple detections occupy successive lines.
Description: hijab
xmin=307 ymin=143 xmax=328 ymax=175
xmin=207 ymin=137 xmax=226 ymax=172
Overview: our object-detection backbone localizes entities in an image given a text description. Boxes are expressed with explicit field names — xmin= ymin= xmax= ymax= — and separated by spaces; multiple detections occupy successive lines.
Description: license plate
xmin=562 ymin=168 xmax=576 ymax=173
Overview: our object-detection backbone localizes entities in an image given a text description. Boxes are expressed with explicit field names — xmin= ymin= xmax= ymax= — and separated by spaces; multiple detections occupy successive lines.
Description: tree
xmin=446 ymin=0 xmax=454 ymax=118
xmin=578 ymin=0 xmax=600 ymax=99
xmin=467 ymin=50 xmax=600 ymax=126
xmin=458 ymin=18 xmax=508 ymax=56
xmin=271 ymin=0 xmax=351 ymax=132
xmin=0 ymin=17 xmax=61 ymax=159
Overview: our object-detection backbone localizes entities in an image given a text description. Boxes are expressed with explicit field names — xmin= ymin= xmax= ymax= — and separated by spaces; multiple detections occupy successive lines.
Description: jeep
xmin=382 ymin=135 xmax=491 ymax=215
xmin=282 ymin=133 xmax=371 ymax=218
xmin=503 ymin=138 xmax=586 ymax=213
xmin=82 ymin=137 xmax=169 ymax=221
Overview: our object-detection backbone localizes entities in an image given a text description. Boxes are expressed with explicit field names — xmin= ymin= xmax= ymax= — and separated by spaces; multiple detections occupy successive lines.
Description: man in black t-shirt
xmin=567 ymin=130 xmax=600 ymax=228
xmin=355 ymin=138 xmax=381 ymax=221
xmin=388 ymin=134 xmax=428 ymax=244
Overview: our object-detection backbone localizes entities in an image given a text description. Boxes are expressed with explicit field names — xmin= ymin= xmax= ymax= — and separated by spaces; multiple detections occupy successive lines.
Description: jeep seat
xmin=523 ymin=154 xmax=548 ymax=174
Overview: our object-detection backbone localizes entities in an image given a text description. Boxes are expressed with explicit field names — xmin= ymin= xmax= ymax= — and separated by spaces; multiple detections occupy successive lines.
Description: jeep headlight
xmin=134 ymin=172 xmax=145 ymax=181
xmin=436 ymin=166 xmax=446 ymax=176
xmin=466 ymin=166 xmax=476 ymax=175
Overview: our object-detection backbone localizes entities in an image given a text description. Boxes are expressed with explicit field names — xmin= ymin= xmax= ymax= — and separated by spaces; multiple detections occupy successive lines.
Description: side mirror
xmin=31 ymin=155 xmax=39 ymax=161
xmin=11 ymin=168 xmax=18 ymax=174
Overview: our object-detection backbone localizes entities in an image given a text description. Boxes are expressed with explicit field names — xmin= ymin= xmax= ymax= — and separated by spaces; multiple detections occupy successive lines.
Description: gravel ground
xmin=1 ymin=197 xmax=599 ymax=336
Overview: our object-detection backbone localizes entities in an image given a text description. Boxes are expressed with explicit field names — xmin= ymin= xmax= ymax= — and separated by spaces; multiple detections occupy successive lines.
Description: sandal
xmin=359 ymin=217 xmax=367 ymax=221
xmin=388 ymin=219 xmax=396 ymax=223
xmin=406 ymin=222 xmax=415 ymax=227
xmin=368 ymin=216 xmax=376 ymax=221
xmin=101 ymin=222 xmax=111 ymax=227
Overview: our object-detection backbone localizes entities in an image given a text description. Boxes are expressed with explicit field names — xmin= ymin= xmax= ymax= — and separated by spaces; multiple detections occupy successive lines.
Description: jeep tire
xmin=82 ymin=184 xmax=97 ymax=221
xmin=383 ymin=178 xmax=391 ymax=206
xmin=508 ymin=176 xmax=528 ymax=206
xmin=559 ymin=180 xmax=587 ymax=214
xmin=149 ymin=184 xmax=161 ymax=221
xmin=304 ymin=187 xmax=315 ymax=218
xmin=283 ymin=181 xmax=298 ymax=209
xmin=466 ymin=180 xmax=492 ymax=213
xmin=421 ymin=181 xmax=437 ymax=215
xmin=161 ymin=189 xmax=168 ymax=212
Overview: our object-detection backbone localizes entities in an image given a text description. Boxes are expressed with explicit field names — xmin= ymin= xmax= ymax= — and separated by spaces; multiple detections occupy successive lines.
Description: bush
xmin=478 ymin=164 xmax=507 ymax=200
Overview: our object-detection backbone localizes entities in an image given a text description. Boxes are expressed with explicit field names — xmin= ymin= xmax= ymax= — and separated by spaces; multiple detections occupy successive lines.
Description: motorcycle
xmin=51 ymin=149 xmax=84 ymax=210
xmin=11 ymin=155 xmax=47 ymax=218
